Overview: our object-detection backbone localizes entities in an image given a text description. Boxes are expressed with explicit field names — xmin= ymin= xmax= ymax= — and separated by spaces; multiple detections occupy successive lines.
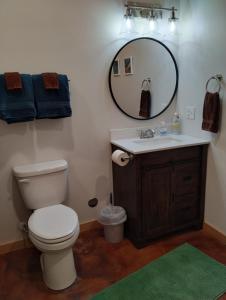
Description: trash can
xmin=98 ymin=205 xmax=127 ymax=243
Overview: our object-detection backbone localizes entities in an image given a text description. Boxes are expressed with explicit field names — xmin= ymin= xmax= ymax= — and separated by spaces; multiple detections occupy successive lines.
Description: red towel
xmin=4 ymin=72 xmax=22 ymax=90
xmin=42 ymin=73 xmax=59 ymax=90
xmin=202 ymin=92 xmax=220 ymax=133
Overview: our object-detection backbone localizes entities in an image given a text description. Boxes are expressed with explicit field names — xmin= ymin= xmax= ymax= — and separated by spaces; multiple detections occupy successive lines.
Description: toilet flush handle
xmin=18 ymin=178 xmax=30 ymax=183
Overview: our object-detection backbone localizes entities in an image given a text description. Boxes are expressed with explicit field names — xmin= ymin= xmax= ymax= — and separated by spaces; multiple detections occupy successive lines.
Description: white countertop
xmin=111 ymin=134 xmax=210 ymax=154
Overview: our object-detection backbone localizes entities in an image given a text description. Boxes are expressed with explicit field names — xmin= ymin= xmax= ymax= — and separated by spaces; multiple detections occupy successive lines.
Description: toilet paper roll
xmin=112 ymin=150 xmax=129 ymax=167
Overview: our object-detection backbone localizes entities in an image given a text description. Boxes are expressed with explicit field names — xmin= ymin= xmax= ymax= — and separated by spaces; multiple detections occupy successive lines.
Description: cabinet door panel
xmin=173 ymin=161 xmax=200 ymax=196
xmin=170 ymin=194 xmax=199 ymax=227
xmin=142 ymin=166 xmax=171 ymax=236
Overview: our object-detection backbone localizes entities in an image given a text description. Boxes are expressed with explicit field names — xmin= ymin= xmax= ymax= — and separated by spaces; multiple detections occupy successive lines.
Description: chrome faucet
xmin=139 ymin=128 xmax=155 ymax=139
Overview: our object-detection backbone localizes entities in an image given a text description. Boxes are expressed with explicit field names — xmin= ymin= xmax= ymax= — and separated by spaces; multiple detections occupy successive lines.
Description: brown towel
xmin=139 ymin=90 xmax=151 ymax=118
xmin=202 ymin=92 xmax=220 ymax=133
xmin=42 ymin=73 xmax=59 ymax=90
xmin=4 ymin=72 xmax=22 ymax=90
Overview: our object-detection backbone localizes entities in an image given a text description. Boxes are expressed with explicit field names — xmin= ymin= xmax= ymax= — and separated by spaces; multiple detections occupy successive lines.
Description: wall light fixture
xmin=168 ymin=6 xmax=179 ymax=32
xmin=148 ymin=9 xmax=157 ymax=32
xmin=121 ymin=7 xmax=137 ymax=34
xmin=122 ymin=1 xmax=179 ymax=35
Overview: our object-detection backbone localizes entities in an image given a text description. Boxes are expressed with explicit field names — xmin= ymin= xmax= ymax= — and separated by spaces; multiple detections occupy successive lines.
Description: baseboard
xmin=204 ymin=222 xmax=226 ymax=243
xmin=80 ymin=219 xmax=101 ymax=232
xmin=0 ymin=219 xmax=101 ymax=255
xmin=1 ymin=221 xmax=225 ymax=255
xmin=0 ymin=238 xmax=32 ymax=255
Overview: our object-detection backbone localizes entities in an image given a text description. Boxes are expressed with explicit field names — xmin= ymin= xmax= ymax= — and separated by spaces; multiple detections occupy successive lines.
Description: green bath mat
xmin=92 ymin=244 xmax=226 ymax=300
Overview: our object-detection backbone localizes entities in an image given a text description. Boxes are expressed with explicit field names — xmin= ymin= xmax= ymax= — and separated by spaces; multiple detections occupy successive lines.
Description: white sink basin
xmin=133 ymin=136 xmax=182 ymax=146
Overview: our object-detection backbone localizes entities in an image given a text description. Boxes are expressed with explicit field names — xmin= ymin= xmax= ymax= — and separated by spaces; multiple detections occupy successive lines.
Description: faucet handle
xmin=150 ymin=128 xmax=156 ymax=135
xmin=138 ymin=128 xmax=155 ymax=138
xmin=153 ymin=127 xmax=160 ymax=135
xmin=137 ymin=129 xmax=143 ymax=138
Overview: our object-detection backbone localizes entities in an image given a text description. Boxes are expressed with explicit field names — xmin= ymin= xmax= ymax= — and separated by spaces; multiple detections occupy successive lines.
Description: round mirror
xmin=109 ymin=38 xmax=178 ymax=120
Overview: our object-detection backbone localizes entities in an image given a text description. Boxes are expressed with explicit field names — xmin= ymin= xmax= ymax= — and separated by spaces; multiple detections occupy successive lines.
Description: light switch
xmin=185 ymin=106 xmax=196 ymax=120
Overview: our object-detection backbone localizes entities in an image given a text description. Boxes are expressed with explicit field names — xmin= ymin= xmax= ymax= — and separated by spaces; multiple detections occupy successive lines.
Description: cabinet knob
xmin=184 ymin=176 xmax=192 ymax=182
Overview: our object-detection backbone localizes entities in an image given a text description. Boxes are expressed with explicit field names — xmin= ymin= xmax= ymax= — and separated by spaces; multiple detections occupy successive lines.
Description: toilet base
xmin=40 ymin=248 xmax=77 ymax=290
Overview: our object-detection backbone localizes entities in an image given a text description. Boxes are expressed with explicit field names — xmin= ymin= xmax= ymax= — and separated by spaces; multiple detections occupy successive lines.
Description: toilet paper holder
xmin=121 ymin=153 xmax=134 ymax=162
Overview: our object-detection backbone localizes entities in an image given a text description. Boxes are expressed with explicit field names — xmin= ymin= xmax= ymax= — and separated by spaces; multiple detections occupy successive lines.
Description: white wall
xmin=178 ymin=0 xmax=226 ymax=234
xmin=0 ymin=0 xmax=178 ymax=245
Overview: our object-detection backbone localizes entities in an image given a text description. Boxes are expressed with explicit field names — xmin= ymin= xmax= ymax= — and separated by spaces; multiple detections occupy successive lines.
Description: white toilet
xmin=13 ymin=160 xmax=80 ymax=291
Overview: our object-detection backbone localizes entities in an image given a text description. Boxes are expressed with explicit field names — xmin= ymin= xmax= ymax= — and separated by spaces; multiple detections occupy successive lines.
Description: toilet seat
xmin=28 ymin=204 xmax=79 ymax=243
xmin=29 ymin=226 xmax=79 ymax=244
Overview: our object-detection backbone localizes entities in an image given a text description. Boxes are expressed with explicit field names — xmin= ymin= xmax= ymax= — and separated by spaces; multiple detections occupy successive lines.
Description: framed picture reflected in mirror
xmin=124 ymin=56 xmax=133 ymax=75
xmin=112 ymin=59 xmax=120 ymax=76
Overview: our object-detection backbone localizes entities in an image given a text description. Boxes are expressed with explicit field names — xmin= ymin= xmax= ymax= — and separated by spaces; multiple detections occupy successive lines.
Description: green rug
xmin=92 ymin=244 xmax=226 ymax=300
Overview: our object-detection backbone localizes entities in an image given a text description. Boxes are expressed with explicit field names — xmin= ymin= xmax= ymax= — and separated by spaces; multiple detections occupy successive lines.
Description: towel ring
xmin=206 ymin=75 xmax=223 ymax=93
xmin=141 ymin=78 xmax=151 ymax=90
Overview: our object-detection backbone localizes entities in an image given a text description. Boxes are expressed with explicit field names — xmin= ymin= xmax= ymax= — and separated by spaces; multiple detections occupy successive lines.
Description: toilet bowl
xmin=13 ymin=160 xmax=79 ymax=290
xmin=29 ymin=204 xmax=79 ymax=290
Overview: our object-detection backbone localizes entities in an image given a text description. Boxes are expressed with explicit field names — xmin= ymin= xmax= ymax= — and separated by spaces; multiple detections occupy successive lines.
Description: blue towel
xmin=0 ymin=74 xmax=36 ymax=124
xmin=32 ymin=74 xmax=72 ymax=119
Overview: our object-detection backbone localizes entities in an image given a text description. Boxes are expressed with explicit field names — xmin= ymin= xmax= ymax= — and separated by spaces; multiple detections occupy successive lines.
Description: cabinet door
xmin=142 ymin=165 xmax=171 ymax=237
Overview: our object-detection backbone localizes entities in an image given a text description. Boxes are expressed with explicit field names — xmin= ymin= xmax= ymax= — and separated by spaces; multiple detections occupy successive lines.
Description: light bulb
xmin=148 ymin=9 xmax=157 ymax=33
xmin=170 ymin=20 xmax=176 ymax=32
xmin=168 ymin=7 xmax=178 ymax=33
xmin=120 ymin=14 xmax=137 ymax=36
xmin=126 ymin=17 xmax=132 ymax=30
xmin=149 ymin=19 xmax=156 ymax=31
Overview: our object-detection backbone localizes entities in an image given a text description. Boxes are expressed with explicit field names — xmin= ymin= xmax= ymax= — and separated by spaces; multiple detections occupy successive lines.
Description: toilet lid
xmin=28 ymin=204 xmax=78 ymax=240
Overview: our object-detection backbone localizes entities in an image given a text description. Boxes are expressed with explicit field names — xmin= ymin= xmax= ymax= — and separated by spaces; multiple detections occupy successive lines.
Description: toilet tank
xmin=13 ymin=160 xmax=68 ymax=210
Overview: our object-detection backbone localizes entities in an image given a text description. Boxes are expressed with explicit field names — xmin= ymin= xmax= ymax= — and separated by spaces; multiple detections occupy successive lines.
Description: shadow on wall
xmin=34 ymin=118 xmax=74 ymax=152
xmin=0 ymin=121 xmax=28 ymax=137
xmin=95 ymin=175 xmax=110 ymax=210
xmin=0 ymin=122 xmax=36 ymax=167
xmin=205 ymin=146 xmax=225 ymax=223
xmin=0 ymin=116 xmax=74 ymax=163
xmin=11 ymin=175 xmax=30 ymax=223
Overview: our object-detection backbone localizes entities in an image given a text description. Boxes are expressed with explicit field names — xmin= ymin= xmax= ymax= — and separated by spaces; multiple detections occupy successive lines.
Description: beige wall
xmin=0 ymin=0 xmax=178 ymax=245
xmin=178 ymin=0 xmax=226 ymax=234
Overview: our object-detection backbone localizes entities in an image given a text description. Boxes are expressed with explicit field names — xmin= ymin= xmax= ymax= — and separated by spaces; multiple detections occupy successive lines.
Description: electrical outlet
xmin=185 ymin=106 xmax=196 ymax=120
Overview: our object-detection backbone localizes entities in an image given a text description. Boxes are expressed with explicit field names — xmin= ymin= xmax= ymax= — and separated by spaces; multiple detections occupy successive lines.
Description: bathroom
xmin=0 ymin=0 xmax=226 ymax=299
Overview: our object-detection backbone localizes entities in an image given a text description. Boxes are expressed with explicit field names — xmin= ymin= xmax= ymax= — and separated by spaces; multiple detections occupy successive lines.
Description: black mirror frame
xmin=108 ymin=37 xmax=179 ymax=120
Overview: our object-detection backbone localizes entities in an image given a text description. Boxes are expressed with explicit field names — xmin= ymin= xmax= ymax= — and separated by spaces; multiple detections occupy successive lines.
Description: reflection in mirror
xmin=109 ymin=38 xmax=178 ymax=120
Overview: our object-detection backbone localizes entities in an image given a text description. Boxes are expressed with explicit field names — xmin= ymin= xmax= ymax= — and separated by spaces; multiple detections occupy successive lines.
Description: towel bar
xmin=141 ymin=78 xmax=151 ymax=90
xmin=206 ymin=74 xmax=223 ymax=93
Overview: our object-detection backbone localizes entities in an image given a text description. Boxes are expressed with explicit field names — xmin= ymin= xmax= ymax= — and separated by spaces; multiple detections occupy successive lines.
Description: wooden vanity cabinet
xmin=111 ymin=144 xmax=208 ymax=248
